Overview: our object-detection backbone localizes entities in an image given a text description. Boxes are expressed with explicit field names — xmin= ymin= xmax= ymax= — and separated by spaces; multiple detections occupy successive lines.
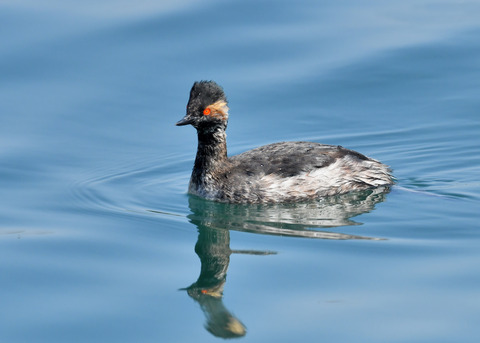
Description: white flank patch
xmin=260 ymin=155 xmax=392 ymax=200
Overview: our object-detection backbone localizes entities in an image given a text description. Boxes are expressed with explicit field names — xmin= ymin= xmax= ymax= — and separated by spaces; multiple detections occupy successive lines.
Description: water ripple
xmin=70 ymin=149 xmax=394 ymax=240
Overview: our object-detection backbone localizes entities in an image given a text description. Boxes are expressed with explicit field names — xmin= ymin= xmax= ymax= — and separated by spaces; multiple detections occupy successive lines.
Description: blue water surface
xmin=1 ymin=1 xmax=480 ymax=342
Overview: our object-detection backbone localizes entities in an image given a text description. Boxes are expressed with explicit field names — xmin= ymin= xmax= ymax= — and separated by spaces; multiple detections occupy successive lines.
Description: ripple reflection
xmin=184 ymin=187 xmax=390 ymax=239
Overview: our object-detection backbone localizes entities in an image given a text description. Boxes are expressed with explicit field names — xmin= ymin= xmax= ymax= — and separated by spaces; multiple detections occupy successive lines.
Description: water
xmin=1 ymin=1 xmax=480 ymax=342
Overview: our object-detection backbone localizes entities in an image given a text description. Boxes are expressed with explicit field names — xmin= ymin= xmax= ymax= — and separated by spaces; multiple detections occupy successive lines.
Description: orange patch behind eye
xmin=203 ymin=108 xmax=211 ymax=115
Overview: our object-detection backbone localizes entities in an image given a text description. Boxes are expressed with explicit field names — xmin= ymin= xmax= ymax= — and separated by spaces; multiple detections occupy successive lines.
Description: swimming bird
xmin=176 ymin=81 xmax=393 ymax=203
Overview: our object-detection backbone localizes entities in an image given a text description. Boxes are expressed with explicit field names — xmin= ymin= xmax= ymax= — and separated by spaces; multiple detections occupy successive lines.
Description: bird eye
xmin=203 ymin=108 xmax=211 ymax=115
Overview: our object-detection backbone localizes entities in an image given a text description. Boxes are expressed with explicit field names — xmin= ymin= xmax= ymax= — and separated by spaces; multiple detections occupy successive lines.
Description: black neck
xmin=193 ymin=127 xmax=228 ymax=175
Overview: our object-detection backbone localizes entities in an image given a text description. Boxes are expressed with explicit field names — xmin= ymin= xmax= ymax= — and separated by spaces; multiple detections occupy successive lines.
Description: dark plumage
xmin=176 ymin=81 xmax=394 ymax=203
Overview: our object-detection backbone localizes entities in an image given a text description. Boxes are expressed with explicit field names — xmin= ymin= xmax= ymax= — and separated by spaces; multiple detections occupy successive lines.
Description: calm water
xmin=1 ymin=1 xmax=480 ymax=342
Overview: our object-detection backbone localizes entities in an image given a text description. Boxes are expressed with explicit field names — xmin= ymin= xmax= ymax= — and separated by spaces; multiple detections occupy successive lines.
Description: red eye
xmin=203 ymin=108 xmax=211 ymax=115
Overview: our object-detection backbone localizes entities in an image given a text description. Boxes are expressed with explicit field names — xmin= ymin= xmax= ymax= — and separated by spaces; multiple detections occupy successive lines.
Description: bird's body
xmin=177 ymin=81 xmax=393 ymax=204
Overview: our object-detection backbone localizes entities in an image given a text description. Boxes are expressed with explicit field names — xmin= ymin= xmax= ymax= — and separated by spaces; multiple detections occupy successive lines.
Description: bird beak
xmin=176 ymin=115 xmax=194 ymax=126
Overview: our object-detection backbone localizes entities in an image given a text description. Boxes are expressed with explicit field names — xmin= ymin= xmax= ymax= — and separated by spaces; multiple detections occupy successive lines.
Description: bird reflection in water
xmin=180 ymin=187 xmax=390 ymax=338
xmin=181 ymin=226 xmax=253 ymax=338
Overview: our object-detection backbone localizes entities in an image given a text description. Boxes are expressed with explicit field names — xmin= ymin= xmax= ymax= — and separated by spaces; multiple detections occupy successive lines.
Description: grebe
xmin=176 ymin=81 xmax=393 ymax=203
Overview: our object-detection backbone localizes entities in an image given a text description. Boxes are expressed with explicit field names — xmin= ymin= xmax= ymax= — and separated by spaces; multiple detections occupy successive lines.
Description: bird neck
xmin=194 ymin=127 xmax=228 ymax=173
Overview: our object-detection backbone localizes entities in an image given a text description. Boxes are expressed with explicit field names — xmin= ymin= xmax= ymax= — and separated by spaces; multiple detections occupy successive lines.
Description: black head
xmin=176 ymin=81 xmax=229 ymax=130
